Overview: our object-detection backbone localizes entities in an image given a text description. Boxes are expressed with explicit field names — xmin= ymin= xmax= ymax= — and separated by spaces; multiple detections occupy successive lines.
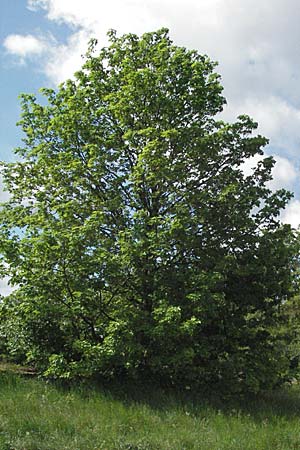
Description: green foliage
xmin=280 ymin=292 xmax=300 ymax=380
xmin=0 ymin=29 xmax=297 ymax=392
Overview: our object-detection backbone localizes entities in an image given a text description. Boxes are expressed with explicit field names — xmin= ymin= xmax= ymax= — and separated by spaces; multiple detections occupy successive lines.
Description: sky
xmin=0 ymin=0 xmax=300 ymax=292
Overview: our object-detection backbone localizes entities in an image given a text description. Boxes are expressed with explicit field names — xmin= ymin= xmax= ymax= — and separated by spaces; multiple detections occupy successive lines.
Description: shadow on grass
xmin=56 ymin=375 xmax=300 ymax=423
xmin=2 ymin=364 xmax=300 ymax=423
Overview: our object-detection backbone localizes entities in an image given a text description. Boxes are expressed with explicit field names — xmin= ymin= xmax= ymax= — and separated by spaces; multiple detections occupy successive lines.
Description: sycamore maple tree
xmin=0 ymin=29 xmax=296 ymax=392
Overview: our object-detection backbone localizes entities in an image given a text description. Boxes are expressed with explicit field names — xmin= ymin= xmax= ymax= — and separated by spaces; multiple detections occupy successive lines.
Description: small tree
xmin=0 ymin=29 xmax=296 ymax=392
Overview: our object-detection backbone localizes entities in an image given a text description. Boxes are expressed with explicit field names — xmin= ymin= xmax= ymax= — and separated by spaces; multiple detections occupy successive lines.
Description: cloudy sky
xmin=1 ymin=0 xmax=300 ymax=292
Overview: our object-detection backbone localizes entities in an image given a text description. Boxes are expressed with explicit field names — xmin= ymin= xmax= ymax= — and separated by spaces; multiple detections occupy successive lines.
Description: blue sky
xmin=0 ymin=0 xmax=70 ymax=161
xmin=1 ymin=0 xmax=300 ymax=293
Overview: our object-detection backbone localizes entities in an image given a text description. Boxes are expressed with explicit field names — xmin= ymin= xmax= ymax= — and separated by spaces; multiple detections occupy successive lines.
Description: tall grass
xmin=0 ymin=372 xmax=300 ymax=449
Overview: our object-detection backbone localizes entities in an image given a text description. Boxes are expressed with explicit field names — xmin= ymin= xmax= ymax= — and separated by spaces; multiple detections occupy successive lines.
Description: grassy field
xmin=0 ymin=370 xmax=300 ymax=449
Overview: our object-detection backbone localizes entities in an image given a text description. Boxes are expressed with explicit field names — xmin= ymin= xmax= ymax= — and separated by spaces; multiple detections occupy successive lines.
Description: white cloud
xmin=223 ymin=96 xmax=300 ymax=155
xmin=0 ymin=176 xmax=11 ymax=203
xmin=240 ymin=154 xmax=264 ymax=179
xmin=281 ymin=200 xmax=300 ymax=229
xmin=241 ymin=154 xmax=299 ymax=192
xmin=28 ymin=0 xmax=168 ymax=31
xmin=0 ymin=277 xmax=14 ymax=297
xmin=44 ymin=30 xmax=91 ymax=84
xmin=27 ymin=0 xmax=48 ymax=12
xmin=3 ymin=34 xmax=47 ymax=59
xmin=270 ymin=155 xmax=298 ymax=191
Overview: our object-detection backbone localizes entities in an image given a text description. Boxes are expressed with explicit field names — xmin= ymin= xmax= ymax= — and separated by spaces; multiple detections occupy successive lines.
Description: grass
xmin=0 ymin=371 xmax=300 ymax=449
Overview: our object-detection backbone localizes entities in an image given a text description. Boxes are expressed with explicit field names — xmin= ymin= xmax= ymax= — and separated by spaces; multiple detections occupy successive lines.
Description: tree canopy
xmin=0 ymin=29 xmax=296 ymax=393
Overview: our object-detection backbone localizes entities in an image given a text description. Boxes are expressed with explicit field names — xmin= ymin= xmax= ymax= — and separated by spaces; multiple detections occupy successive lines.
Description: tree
xmin=0 ymin=29 xmax=296 ymax=392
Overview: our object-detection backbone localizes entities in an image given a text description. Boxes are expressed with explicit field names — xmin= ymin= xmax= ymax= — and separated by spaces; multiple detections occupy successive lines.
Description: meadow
xmin=0 ymin=369 xmax=300 ymax=449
